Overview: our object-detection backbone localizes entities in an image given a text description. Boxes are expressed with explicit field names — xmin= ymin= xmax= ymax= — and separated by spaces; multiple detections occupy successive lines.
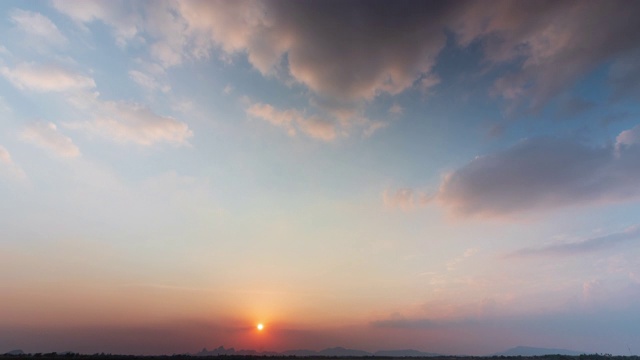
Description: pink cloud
xmin=66 ymin=101 xmax=193 ymax=147
xmin=0 ymin=63 xmax=95 ymax=92
xmin=10 ymin=9 xmax=67 ymax=46
xmin=246 ymin=102 xmax=337 ymax=141
xmin=22 ymin=122 xmax=80 ymax=158
xmin=383 ymin=188 xmax=432 ymax=211
xmin=0 ymin=145 xmax=26 ymax=179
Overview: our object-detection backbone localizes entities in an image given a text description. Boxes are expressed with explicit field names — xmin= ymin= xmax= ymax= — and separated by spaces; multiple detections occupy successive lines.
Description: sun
xmin=256 ymin=323 xmax=264 ymax=331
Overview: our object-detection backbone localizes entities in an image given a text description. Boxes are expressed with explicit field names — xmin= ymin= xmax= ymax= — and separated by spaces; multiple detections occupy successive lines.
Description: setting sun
xmin=257 ymin=323 xmax=264 ymax=331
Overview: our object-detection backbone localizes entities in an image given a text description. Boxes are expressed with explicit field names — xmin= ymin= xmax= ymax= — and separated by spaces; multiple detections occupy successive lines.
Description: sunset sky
xmin=1 ymin=0 xmax=640 ymax=356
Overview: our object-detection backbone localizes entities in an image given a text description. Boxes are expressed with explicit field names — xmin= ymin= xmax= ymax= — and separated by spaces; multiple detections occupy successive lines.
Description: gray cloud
xmin=609 ymin=50 xmax=640 ymax=102
xmin=453 ymin=0 xmax=640 ymax=112
xmin=431 ymin=127 xmax=640 ymax=217
xmin=179 ymin=0 xmax=454 ymax=104
xmin=53 ymin=1 xmax=640 ymax=132
xmin=506 ymin=226 xmax=640 ymax=258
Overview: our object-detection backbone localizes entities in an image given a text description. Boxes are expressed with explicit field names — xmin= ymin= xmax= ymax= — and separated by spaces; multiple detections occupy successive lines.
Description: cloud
xmin=383 ymin=188 xmax=432 ymax=211
xmin=0 ymin=60 xmax=190 ymax=148
xmin=453 ymin=1 xmax=640 ymax=111
xmin=616 ymin=123 xmax=640 ymax=148
xmin=388 ymin=103 xmax=403 ymax=116
xmin=246 ymin=102 xmax=337 ymax=141
xmin=446 ymin=248 xmax=477 ymax=271
xmin=395 ymin=125 xmax=640 ymax=218
xmin=129 ymin=70 xmax=171 ymax=93
xmin=58 ymin=1 xmax=450 ymax=113
xmin=180 ymin=1 xmax=450 ymax=104
xmin=49 ymin=0 xmax=640 ymax=140
xmin=557 ymin=98 xmax=596 ymax=119
xmin=506 ymin=226 xmax=640 ymax=258
xmin=609 ymin=50 xmax=640 ymax=101
xmin=66 ymin=101 xmax=193 ymax=147
xmin=51 ymin=0 xmax=140 ymax=47
xmin=438 ymin=134 xmax=640 ymax=217
xmin=22 ymin=122 xmax=80 ymax=158
xmin=0 ymin=146 xmax=11 ymax=164
xmin=10 ymin=9 xmax=67 ymax=46
xmin=0 ymin=145 xmax=26 ymax=179
xmin=0 ymin=62 xmax=95 ymax=92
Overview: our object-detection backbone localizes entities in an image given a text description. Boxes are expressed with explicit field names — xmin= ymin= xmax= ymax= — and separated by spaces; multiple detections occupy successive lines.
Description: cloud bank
xmin=387 ymin=124 xmax=640 ymax=218
xmin=436 ymin=134 xmax=640 ymax=217
xmin=50 ymin=1 xmax=640 ymax=120
xmin=454 ymin=0 xmax=640 ymax=111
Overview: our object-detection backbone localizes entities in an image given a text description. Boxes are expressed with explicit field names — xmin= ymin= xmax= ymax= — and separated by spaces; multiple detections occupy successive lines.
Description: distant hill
xmin=196 ymin=346 xmax=442 ymax=357
xmin=280 ymin=349 xmax=320 ymax=356
xmin=196 ymin=346 xmax=279 ymax=356
xmin=493 ymin=346 xmax=583 ymax=356
xmin=318 ymin=347 xmax=372 ymax=356
xmin=374 ymin=349 xmax=442 ymax=357
xmin=4 ymin=350 xmax=24 ymax=356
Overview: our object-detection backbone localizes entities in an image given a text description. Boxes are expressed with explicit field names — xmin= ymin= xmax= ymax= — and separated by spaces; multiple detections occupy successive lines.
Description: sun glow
xmin=256 ymin=323 xmax=264 ymax=331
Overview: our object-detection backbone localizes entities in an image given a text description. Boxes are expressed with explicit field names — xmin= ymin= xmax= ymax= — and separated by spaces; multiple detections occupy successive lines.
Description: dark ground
xmin=2 ymin=354 xmax=639 ymax=360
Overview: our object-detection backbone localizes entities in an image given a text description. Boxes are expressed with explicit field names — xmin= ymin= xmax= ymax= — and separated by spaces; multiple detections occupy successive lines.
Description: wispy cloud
xmin=51 ymin=0 xmax=140 ymax=47
xmin=66 ymin=101 xmax=192 ymax=147
xmin=0 ymin=62 xmax=95 ymax=92
xmin=246 ymin=102 xmax=337 ymax=141
xmin=383 ymin=188 xmax=431 ymax=211
xmin=129 ymin=70 xmax=171 ymax=93
xmin=0 ymin=145 xmax=26 ymax=179
xmin=10 ymin=9 xmax=67 ymax=46
xmin=505 ymin=226 xmax=640 ymax=258
xmin=22 ymin=122 xmax=80 ymax=158
xmin=388 ymin=103 xmax=403 ymax=116
xmin=616 ymin=124 xmax=640 ymax=149
xmin=446 ymin=248 xmax=477 ymax=271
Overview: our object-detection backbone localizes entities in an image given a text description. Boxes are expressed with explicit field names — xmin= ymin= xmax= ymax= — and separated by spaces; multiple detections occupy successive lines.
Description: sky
xmin=1 ymin=0 xmax=640 ymax=356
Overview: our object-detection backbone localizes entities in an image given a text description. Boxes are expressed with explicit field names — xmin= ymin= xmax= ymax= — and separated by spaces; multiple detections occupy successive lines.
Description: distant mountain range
xmin=196 ymin=346 xmax=442 ymax=357
xmin=492 ymin=346 xmax=583 ymax=356
xmin=3 ymin=345 xmax=583 ymax=357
